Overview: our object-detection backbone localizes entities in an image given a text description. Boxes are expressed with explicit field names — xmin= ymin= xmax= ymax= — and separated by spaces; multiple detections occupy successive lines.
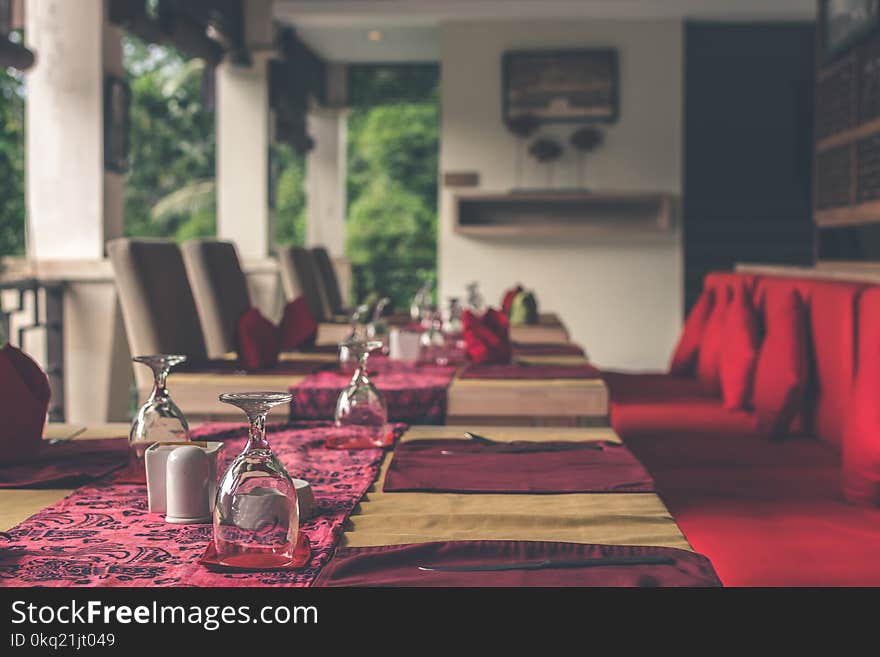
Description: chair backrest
xmin=311 ymin=246 xmax=344 ymax=317
xmin=107 ymin=238 xmax=208 ymax=363
xmin=277 ymin=245 xmax=326 ymax=322
xmin=181 ymin=239 xmax=252 ymax=358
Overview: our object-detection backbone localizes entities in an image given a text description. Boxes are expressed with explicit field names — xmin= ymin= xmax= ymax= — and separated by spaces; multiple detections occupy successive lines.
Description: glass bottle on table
xmin=212 ymin=392 xmax=299 ymax=568
xmin=129 ymin=355 xmax=190 ymax=466
xmin=334 ymin=339 xmax=388 ymax=446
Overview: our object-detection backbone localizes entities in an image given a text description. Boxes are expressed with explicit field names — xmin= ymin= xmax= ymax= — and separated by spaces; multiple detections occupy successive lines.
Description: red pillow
xmin=696 ymin=287 xmax=730 ymax=394
xmin=843 ymin=340 xmax=880 ymax=506
xmin=237 ymin=307 xmax=281 ymax=371
xmin=719 ymin=286 xmax=761 ymax=410
xmin=0 ymin=343 xmax=50 ymax=464
xmin=501 ymin=285 xmax=523 ymax=315
xmin=669 ymin=288 xmax=715 ymax=377
xmin=462 ymin=308 xmax=512 ymax=364
xmin=751 ymin=290 xmax=809 ymax=440
xmin=280 ymin=297 xmax=318 ymax=350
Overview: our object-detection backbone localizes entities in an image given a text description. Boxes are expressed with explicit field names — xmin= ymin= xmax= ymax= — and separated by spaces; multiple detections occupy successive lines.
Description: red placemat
xmin=458 ymin=363 xmax=601 ymax=380
xmin=313 ymin=540 xmax=721 ymax=587
xmin=0 ymin=438 xmax=128 ymax=489
xmin=383 ymin=439 xmax=654 ymax=493
xmin=0 ymin=423 xmax=391 ymax=587
xmin=512 ymin=342 xmax=585 ymax=356
xmin=291 ymin=358 xmax=457 ymax=425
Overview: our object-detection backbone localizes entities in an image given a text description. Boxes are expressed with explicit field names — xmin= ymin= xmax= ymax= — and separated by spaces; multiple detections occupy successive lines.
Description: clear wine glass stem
xmin=245 ymin=410 xmax=271 ymax=452
xmin=148 ymin=362 xmax=170 ymax=402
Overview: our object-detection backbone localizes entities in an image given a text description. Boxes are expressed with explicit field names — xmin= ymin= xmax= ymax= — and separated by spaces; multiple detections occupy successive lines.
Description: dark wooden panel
xmin=683 ymin=22 xmax=816 ymax=311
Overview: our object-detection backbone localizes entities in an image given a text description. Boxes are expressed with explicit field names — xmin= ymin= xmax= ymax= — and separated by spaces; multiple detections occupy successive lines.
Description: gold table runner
xmin=341 ymin=426 xmax=691 ymax=552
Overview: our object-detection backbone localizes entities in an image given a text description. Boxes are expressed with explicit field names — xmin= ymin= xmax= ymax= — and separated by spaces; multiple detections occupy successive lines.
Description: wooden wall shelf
xmin=815 ymin=201 xmax=880 ymax=228
xmin=453 ymin=191 xmax=674 ymax=238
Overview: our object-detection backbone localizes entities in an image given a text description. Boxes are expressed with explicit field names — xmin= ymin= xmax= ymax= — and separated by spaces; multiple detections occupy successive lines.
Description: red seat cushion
xmin=237 ymin=307 xmax=281 ymax=371
xmin=669 ymin=288 xmax=715 ymax=377
xmin=279 ymin=297 xmax=318 ymax=350
xmin=750 ymin=288 xmax=808 ymax=439
xmin=843 ymin=287 xmax=880 ymax=506
xmin=603 ymin=372 xmax=758 ymax=440
xmin=719 ymin=285 xmax=761 ymax=410
xmin=696 ymin=287 xmax=730 ymax=395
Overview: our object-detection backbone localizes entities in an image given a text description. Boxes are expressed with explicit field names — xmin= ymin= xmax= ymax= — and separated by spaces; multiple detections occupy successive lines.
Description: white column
xmin=216 ymin=56 xmax=270 ymax=258
xmin=306 ymin=109 xmax=348 ymax=257
xmin=24 ymin=0 xmax=130 ymax=424
xmin=25 ymin=0 xmax=123 ymax=259
xmin=215 ymin=0 xmax=273 ymax=259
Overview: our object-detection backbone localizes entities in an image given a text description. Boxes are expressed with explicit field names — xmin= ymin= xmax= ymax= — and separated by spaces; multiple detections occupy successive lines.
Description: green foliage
xmin=123 ymin=36 xmax=304 ymax=246
xmin=273 ymin=143 xmax=306 ymax=247
xmin=123 ymin=36 xmax=216 ymax=241
xmin=346 ymin=65 xmax=439 ymax=309
xmin=0 ymin=67 xmax=25 ymax=256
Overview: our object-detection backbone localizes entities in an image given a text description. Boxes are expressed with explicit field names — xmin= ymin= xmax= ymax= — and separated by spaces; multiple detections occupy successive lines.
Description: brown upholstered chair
xmin=311 ymin=246 xmax=346 ymax=318
xmin=107 ymin=238 xmax=209 ymax=387
xmin=180 ymin=239 xmax=252 ymax=359
xmin=277 ymin=245 xmax=327 ymax=323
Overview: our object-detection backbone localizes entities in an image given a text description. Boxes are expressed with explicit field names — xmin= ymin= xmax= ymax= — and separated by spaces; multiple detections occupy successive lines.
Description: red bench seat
xmin=603 ymin=271 xmax=880 ymax=586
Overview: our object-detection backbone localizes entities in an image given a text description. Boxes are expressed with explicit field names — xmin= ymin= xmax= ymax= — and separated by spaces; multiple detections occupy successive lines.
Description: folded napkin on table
xmin=237 ymin=296 xmax=320 ymax=370
xmin=0 ymin=437 xmax=129 ymax=488
xmin=0 ymin=343 xmax=51 ymax=465
xmin=500 ymin=284 xmax=523 ymax=315
xmin=383 ymin=438 xmax=653 ymax=493
xmin=462 ymin=308 xmax=512 ymax=364
xmin=509 ymin=290 xmax=539 ymax=325
xmin=313 ymin=540 xmax=721 ymax=587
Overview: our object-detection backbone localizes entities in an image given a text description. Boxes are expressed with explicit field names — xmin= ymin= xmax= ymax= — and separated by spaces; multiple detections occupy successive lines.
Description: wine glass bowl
xmin=212 ymin=391 xmax=300 ymax=568
xmin=130 ymin=355 xmax=190 ymax=464
xmin=334 ymin=340 xmax=388 ymax=446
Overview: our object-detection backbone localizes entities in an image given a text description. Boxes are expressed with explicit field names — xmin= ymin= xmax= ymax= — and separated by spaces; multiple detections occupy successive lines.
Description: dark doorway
xmin=683 ymin=22 xmax=816 ymax=310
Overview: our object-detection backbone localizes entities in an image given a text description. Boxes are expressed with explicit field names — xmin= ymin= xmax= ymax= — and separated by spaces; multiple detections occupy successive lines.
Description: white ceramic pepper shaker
xmin=165 ymin=445 xmax=213 ymax=524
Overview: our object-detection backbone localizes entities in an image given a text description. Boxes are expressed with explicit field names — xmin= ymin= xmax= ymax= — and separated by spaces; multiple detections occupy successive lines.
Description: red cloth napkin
xmin=459 ymin=363 xmax=601 ymax=380
xmin=280 ymin=296 xmax=318 ymax=350
xmin=462 ymin=308 xmax=512 ymax=364
xmin=501 ymin=284 xmax=523 ymax=315
xmin=237 ymin=307 xmax=281 ymax=371
xmin=312 ymin=540 xmax=721 ymax=587
xmin=383 ymin=439 xmax=654 ymax=493
xmin=0 ymin=343 xmax=51 ymax=465
xmin=0 ymin=437 xmax=128 ymax=488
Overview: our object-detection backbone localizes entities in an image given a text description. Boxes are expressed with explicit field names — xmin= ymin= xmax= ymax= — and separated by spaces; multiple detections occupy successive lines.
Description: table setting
xmin=0 ymin=283 xmax=721 ymax=588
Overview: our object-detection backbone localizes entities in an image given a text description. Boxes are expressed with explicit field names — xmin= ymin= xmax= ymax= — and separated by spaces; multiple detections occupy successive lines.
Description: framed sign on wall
xmin=502 ymin=49 xmax=619 ymax=124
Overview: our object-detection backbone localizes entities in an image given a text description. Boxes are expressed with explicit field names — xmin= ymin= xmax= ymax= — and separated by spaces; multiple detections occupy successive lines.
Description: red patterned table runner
xmin=291 ymin=357 xmax=458 ymax=425
xmin=0 ymin=423 xmax=400 ymax=587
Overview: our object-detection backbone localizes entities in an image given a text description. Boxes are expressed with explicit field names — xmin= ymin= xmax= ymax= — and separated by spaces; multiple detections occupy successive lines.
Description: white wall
xmin=438 ymin=20 xmax=683 ymax=370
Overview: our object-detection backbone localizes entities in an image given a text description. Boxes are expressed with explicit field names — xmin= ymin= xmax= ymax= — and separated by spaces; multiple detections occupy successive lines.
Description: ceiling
xmin=273 ymin=0 xmax=816 ymax=62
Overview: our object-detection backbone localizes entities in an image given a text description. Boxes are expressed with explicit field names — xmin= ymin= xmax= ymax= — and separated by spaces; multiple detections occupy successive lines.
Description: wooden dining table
xmin=315 ymin=312 xmax=570 ymax=346
xmin=158 ymin=350 xmax=608 ymax=426
xmin=0 ymin=424 xmax=689 ymax=559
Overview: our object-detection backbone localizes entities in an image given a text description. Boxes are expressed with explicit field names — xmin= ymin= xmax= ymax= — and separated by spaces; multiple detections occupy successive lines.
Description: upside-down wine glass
xmin=212 ymin=391 xmax=299 ymax=568
xmin=130 ymin=355 xmax=190 ymax=465
xmin=334 ymin=339 xmax=388 ymax=446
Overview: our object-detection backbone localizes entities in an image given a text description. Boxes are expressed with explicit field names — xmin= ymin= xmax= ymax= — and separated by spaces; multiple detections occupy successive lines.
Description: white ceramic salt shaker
xmin=165 ymin=445 xmax=214 ymax=524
